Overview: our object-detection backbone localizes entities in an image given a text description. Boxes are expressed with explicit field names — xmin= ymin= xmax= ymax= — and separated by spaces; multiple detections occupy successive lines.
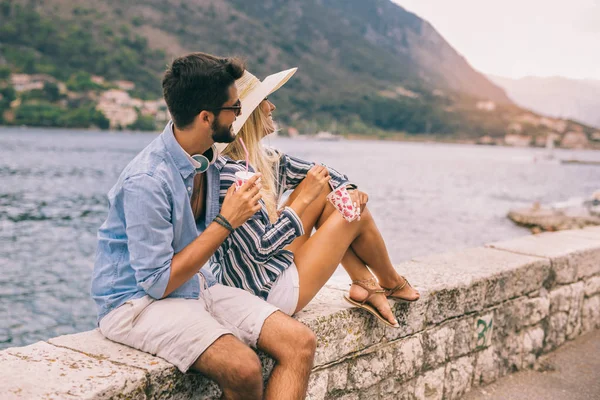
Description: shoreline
xmin=2 ymin=124 xmax=600 ymax=151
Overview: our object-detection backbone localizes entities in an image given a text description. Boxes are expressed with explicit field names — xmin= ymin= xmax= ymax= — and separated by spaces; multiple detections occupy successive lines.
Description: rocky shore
xmin=508 ymin=195 xmax=600 ymax=233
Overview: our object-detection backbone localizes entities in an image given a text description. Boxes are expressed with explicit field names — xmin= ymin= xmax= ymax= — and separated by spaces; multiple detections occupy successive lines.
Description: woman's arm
xmin=276 ymin=151 xmax=353 ymax=192
xmin=219 ymin=163 xmax=307 ymax=265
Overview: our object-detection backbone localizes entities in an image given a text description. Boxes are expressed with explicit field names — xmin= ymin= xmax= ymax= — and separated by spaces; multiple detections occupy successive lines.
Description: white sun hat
xmin=215 ymin=67 xmax=297 ymax=152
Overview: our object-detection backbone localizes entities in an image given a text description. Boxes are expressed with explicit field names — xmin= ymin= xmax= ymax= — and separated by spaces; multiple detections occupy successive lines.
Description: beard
xmin=211 ymin=118 xmax=235 ymax=143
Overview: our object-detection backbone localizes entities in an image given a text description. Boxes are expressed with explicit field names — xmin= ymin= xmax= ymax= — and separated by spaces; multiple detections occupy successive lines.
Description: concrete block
xmin=49 ymin=330 xmax=222 ymax=398
xmin=472 ymin=346 xmax=501 ymax=386
xmin=544 ymin=312 xmax=568 ymax=352
xmin=412 ymin=247 xmax=549 ymax=315
xmin=566 ymin=282 xmax=585 ymax=340
xmin=547 ymin=282 xmax=585 ymax=340
xmin=522 ymin=326 xmax=545 ymax=368
xmin=0 ymin=341 xmax=146 ymax=400
xmin=392 ymin=333 xmax=424 ymax=381
xmin=359 ymin=384 xmax=380 ymax=400
xmin=307 ymin=369 xmax=328 ymax=400
xmin=443 ymin=356 xmax=474 ymax=400
xmin=327 ymin=362 xmax=349 ymax=393
xmin=421 ymin=325 xmax=454 ymax=370
xmin=584 ymin=276 xmax=600 ymax=297
xmin=560 ymin=226 xmax=600 ymax=241
xmin=347 ymin=348 xmax=394 ymax=390
xmin=385 ymin=289 xmax=429 ymax=342
xmin=549 ymin=285 xmax=575 ymax=313
xmin=329 ymin=392 xmax=360 ymax=400
xmin=581 ymin=295 xmax=600 ymax=334
xmin=522 ymin=296 xmax=550 ymax=326
xmin=379 ymin=377 xmax=417 ymax=399
xmin=496 ymin=330 xmax=524 ymax=373
xmin=493 ymin=296 xmax=547 ymax=337
xmin=488 ymin=231 xmax=600 ymax=284
xmin=297 ymin=287 xmax=386 ymax=367
xmin=414 ymin=366 xmax=445 ymax=400
xmin=452 ymin=316 xmax=476 ymax=357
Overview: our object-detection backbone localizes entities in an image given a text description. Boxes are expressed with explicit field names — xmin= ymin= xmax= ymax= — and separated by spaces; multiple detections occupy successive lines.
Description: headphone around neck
xmin=191 ymin=145 xmax=218 ymax=173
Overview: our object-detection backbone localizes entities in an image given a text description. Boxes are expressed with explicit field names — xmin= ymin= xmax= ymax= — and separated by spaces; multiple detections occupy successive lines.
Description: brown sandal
xmin=343 ymin=278 xmax=400 ymax=328
xmin=381 ymin=276 xmax=419 ymax=303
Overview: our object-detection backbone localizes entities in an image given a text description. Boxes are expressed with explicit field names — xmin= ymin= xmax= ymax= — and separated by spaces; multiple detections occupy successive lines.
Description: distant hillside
xmin=4 ymin=0 xmax=590 ymax=140
xmin=489 ymin=75 xmax=600 ymax=129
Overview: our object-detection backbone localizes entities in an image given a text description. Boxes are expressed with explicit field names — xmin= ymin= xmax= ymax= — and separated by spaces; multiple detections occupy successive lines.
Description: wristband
xmin=214 ymin=214 xmax=234 ymax=232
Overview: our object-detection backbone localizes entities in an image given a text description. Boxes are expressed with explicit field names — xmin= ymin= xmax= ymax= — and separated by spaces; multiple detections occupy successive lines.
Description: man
xmin=91 ymin=53 xmax=316 ymax=400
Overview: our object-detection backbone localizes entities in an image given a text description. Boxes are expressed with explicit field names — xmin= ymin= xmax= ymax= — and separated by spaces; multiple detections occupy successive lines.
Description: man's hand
xmin=220 ymin=173 xmax=262 ymax=228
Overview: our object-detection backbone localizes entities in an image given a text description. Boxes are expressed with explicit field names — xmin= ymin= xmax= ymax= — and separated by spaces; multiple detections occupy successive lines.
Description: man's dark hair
xmin=162 ymin=52 xmax=245 ymax=129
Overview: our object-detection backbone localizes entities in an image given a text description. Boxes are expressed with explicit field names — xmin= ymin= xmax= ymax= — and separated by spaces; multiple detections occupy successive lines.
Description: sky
xmin=392 ymin=0 xmax=600 ymax=80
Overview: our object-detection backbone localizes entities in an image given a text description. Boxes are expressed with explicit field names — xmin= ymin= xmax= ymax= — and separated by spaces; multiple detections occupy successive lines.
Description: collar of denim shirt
xmin=160 ymin=121 xmax=197 ymax=180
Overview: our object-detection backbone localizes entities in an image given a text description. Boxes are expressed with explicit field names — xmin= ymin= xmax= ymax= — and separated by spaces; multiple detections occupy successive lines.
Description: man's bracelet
xmin=346 ymin=183 xmax=358 ymax=191
xmin=214 ymin=214 xmax=234 ymax=232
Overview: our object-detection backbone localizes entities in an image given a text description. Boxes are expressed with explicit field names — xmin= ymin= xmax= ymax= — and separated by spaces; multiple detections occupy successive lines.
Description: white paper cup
xmin=235 ymin=171 xmax=258 ymax=190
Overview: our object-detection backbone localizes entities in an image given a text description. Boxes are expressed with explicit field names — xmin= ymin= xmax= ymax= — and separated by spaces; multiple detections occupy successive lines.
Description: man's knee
xmin=223 ymin=350 xmax=263 ymax=392
xmin=297 ymin=325 xmax=317 ymax=359
xmin=282 ymin=320 xmax=317 ymax=361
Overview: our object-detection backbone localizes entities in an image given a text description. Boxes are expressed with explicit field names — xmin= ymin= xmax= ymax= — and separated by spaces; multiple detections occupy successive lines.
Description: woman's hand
xmin=299 ymin=165 xmax=330 ymax=204
xmin=348 ymin=189 xmax=368 ymax=212
xmin=220 ymin=173 xmax=262 ymax=229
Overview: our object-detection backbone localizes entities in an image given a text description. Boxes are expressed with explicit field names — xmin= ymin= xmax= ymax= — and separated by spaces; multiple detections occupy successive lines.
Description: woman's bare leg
xmin=341 ymin=207 xmax=419 ymax=301
xmin=282 ymin=181 xmax=417 ymax=322
xmin=292 ymin=210 xmax=366 ymax=312
xmin=301 ymin=186 xmax=419 ymax=301
xmin=283 ymin=181 xmax=328 ymax=253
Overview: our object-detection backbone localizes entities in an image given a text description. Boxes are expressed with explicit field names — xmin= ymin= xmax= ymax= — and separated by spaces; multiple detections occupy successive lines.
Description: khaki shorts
xmin=99 ymin=283 xmax=278 ymax=373
xmin=266 ymin=262 xmax=300 ymax=316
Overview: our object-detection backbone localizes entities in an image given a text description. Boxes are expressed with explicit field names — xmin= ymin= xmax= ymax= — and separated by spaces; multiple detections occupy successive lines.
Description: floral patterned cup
xmin=326 ymin=186 xmax=360 ymax=222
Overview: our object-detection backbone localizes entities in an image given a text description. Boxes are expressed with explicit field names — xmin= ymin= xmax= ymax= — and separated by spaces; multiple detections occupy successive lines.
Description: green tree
xmin=42 ymin=82 xmax=61 ymax=102
xmin=66 ymin=72 xmax=102 ymax=92
xmin=127 ymin=113 xmax=157 ymax=131
xmin=14 ymin=102 xmax=62 ymax=126
xmin=0 ymin=65 xmax=11 ymax=80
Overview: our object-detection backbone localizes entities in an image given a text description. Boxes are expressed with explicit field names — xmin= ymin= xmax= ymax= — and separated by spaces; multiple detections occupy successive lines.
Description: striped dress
xmin=209 ymin=151 xmax=350 ymax=299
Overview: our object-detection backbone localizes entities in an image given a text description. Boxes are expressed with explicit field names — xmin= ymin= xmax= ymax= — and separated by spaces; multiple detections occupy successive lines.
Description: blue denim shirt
xmin=91 ymin=122 xmax=218 ymax=323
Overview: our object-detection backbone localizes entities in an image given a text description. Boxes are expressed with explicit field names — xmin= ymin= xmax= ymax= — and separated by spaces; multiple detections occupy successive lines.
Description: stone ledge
xmin=486 ymin=229 xmax=600 ymax=283
xmin=1 ymin=228 xmax=600 ymax=399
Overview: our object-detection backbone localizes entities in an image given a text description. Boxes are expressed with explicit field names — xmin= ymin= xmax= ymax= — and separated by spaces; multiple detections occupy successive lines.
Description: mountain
xmin=489 ymin=75 xmax=600 ymax=129
xmin=3 ymin=0 xmax=587 ymax=139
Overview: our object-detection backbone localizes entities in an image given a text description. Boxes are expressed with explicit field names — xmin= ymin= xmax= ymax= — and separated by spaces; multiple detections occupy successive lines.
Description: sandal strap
xmin=382 ymin=276 xmax=410 ymax=297
xmin=350 ymin=278 xmax=386 ymax=305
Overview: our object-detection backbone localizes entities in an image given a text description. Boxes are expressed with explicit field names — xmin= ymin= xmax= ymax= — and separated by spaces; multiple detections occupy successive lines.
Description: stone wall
xmin=1 ymin=227 xmax=600 ymax=399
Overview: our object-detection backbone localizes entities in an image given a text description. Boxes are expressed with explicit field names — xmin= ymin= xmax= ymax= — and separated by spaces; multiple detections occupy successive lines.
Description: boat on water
xmin=314 ymin=131 xmax=343 ymax=141
xmin=543 ymin=135 xmax=555 ymax=160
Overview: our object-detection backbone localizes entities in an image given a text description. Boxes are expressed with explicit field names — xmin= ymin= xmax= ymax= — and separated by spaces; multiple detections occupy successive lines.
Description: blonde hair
xmin=223 ymin=106 xmax=281 ymax=222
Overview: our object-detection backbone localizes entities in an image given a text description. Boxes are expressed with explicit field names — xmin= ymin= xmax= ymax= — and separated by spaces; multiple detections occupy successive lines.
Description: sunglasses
xmin=209 ymin=99 xmax=242 ymax=117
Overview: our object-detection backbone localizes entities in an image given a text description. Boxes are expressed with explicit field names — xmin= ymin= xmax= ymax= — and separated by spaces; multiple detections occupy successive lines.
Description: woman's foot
xmin=381 ymin=275 xmax=420 ymax=302
xmin=348 ymin=279 xmax=398 ymax=326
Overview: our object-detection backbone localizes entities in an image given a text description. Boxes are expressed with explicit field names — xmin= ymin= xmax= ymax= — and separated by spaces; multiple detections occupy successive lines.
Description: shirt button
xmin=187 ymin=187 xmax=192 ymax=192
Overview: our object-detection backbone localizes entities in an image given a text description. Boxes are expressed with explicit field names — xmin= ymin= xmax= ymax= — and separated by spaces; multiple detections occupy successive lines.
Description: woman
xmin=211 ymin=68 xmax=419 ymax=327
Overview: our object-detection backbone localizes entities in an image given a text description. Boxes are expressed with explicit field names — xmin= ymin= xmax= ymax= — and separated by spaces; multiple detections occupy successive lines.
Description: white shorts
xmin=99 ymin=283 xmax=278 ymax=373
xmin=266 ymin=262 xmax=300 ymax=316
